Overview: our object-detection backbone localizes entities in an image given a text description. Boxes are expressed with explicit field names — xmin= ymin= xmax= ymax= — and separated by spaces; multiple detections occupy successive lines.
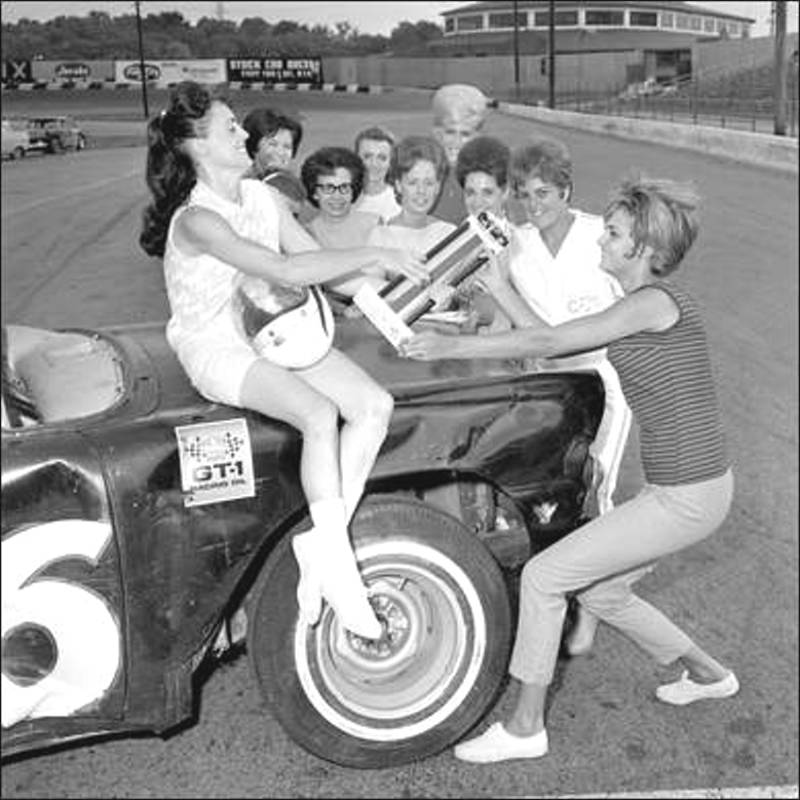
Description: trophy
xmin=353 ymin=210 xmax=510 ymax=349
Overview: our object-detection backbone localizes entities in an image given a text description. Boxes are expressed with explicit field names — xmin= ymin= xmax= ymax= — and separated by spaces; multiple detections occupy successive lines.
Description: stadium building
xmin=431 ymin=1 xmax=755 ymax=82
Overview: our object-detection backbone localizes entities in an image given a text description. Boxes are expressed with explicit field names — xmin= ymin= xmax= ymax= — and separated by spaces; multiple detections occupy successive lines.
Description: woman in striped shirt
xmin=401 ymin=176 xmax=738 ymax=763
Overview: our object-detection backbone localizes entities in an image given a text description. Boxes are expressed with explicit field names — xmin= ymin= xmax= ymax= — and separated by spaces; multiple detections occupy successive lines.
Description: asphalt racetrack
xmin=1 ymin=89 xmax=798 ymax=799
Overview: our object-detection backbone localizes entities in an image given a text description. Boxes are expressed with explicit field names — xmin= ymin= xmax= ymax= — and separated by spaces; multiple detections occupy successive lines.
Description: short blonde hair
xmin=604 ymin=176 xmax=700 ymax=277
xmin=432 ymin=84 xmax=488 ymax=130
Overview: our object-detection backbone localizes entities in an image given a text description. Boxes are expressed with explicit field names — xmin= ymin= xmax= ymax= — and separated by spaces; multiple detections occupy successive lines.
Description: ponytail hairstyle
xmin=604 ymin=176 xmax=700 ymax=277
xmin=139 ymin=81 xmax=217 ymax=258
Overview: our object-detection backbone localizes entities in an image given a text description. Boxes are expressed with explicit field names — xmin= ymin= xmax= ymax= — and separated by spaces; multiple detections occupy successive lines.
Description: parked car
xmin=1 ymin=317 xmax=604 ymax=767
xmin=1 ymin=119 xmax=30 ymax=160
xmin=26 ymin=115 xmax=86 ymax=154
xmin=619 ymin=78 xmax=663 ymax=101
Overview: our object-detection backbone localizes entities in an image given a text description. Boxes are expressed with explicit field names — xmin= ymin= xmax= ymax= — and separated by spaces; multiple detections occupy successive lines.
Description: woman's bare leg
xmin=298 ymin=348 xmax=394 ymax=523
xmin=677 ymin=644 xmax=731 ymax=682
xmin=506 ymin=680 xmax=548 ymax=737
xmin=239 ymin=358 xmax=380 ymax=636
xmin=238 ymin=358 xmax=341 ymax=503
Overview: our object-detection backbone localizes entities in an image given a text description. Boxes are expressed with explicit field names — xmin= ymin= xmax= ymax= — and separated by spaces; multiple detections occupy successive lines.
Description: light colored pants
xmin=509 ymin=468 xmax=734 ymax=685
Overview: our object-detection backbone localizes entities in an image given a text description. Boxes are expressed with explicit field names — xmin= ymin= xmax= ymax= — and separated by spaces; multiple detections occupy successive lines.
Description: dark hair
xmin=387 ymin=135 xmax=449 ymax=186
xmin=262 ymin=168 xmax=308 ymax=205
xmin=354 ymin=125 xmax=396 ymax=155
xmin=300 ymin=147 xmax=366 ymax=208
xmin=455 ymin=135 xmax=510 ymax=189
xmin=139 ymin=81 xmax=220 ymax=257
xmin=242 ymin=106 xmax=303 ymax=161
xmin=510 ymin=138 xmax=573 ymax=201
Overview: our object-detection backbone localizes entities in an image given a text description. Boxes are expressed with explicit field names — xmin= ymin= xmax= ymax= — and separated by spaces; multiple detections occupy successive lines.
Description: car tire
xmin=12 ymin=146 xmax=25 ymax=160
xmin=246 ymin=494 xmax=512 ymax=768
xmin=76 ymin=134 xmax=86 ymax=151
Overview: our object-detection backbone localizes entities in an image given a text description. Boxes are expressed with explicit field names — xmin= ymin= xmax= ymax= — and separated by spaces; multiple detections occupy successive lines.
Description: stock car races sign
xmin=114 ymin=59 xmax=226 ymax=87
xmin=226 ymin=57 xmax=322 ymax=84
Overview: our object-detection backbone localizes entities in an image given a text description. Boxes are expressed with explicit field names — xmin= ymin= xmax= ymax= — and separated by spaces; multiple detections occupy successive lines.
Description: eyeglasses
xmin=316 ymin=182 xmax=353 ymax=196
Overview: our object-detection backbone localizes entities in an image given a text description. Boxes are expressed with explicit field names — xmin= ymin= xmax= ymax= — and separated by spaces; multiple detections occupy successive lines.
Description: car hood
xmin=102 ymin=318 xmax=567 ymax=416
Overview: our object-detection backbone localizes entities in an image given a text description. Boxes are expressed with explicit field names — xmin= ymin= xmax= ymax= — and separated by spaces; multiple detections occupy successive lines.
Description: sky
xmin=1 ymin=1 xmax=797 ymax=38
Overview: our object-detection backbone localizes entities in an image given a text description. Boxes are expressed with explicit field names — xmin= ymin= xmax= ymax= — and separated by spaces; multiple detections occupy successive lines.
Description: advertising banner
xmin=114 ymin=59 xmax=226 ymax=87
xmin=31 ymin=60 xmax=115 ymax=83
xmin=2 ymin=60 xmax=32 ymax=84
xmin=226 ymin=57 xmax=322 ymax=83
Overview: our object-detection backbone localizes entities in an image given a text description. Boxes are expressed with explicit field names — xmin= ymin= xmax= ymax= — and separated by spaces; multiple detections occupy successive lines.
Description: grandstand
xmin=431 ymin=0 xmax=754 ymax=73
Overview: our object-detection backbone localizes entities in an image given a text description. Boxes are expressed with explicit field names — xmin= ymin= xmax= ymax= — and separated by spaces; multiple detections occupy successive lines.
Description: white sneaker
xmin=656 ymin=670 xmax=739 ymax=706
xmin=454 ymin=722 xmax=548 ymax=763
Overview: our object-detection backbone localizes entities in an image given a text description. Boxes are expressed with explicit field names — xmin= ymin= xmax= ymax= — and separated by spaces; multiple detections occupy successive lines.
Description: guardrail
xmin=499 ymin=100 xmax=798 ymax=174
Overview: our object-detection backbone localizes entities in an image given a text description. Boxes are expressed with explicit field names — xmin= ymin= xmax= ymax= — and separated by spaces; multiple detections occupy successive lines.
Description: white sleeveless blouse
xmin=163 ymin=179 xmax=298 ymax=352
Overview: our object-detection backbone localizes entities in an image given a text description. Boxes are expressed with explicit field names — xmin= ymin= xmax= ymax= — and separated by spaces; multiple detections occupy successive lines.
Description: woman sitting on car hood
xmin=139 ymin=81 xmax=427 ymax=640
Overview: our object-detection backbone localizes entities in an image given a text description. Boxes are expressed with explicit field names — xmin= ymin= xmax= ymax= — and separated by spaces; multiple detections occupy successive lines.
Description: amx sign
xmin=3 ymin=60 xmax=32 ymax=83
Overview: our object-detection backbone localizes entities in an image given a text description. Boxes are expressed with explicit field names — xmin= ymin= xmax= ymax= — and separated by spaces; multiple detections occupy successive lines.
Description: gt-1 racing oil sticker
xmin=175 ymin=418 xmax=255 ymax=507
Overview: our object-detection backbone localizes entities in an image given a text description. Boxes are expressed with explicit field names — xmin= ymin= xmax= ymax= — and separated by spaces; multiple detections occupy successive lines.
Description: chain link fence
xmin=498 ymin=57 xmax=800 ymax=138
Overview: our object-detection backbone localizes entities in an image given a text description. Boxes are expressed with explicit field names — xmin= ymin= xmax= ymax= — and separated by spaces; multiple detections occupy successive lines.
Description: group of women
xmin=140 ymin=80 xmax=738 ymax=765
xmin=240 ymin=105 xmax=460 ymax=301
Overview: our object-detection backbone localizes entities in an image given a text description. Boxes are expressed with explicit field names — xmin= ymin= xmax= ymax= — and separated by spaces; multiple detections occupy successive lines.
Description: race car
xmin=1 ymin=316 xmax=604 ymax=768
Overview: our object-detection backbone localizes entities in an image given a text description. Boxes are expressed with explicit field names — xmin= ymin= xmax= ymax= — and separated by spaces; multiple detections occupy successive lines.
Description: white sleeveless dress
xmin=163 ymin=179 xmax=332 ymax=405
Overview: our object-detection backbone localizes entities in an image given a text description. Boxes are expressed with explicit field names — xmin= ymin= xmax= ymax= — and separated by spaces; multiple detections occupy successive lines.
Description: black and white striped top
xmin=607 ymin=280 xmax=730 ymax=485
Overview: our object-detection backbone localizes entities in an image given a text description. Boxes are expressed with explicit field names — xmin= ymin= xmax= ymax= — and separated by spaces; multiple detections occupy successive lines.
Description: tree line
xmin=1 ymin=10 xmax=444 ymax=60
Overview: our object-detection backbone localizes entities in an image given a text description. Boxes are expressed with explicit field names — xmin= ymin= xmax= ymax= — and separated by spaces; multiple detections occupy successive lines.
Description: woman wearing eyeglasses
xmin=299 ymin=147 xmax=387 ymax=300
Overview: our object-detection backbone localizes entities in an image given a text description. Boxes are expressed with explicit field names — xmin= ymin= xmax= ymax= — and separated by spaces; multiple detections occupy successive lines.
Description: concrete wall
xmin=430 ymin=28 xmax=706 ymax=57
xmin=323 ymin=51 xmax=639 ymax=96
xmin=500 ymin=100 xmax=798 ymax=174
xmin=323 ymin=35 xmax=800 ymax=96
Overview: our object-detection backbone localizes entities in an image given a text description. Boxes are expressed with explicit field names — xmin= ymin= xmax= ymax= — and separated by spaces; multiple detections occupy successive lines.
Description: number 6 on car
xmin=1 ymin=519 xmax=121 ymax=728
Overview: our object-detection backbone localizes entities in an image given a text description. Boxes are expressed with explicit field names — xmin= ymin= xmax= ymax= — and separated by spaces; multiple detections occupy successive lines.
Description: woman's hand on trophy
xmin=399 ymin=330 xmax=460 ymax=361
xmin=378 ymin=248 xmax=430 ymax=286
xmin=475 ymin=250 xmax=511 ymax=295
